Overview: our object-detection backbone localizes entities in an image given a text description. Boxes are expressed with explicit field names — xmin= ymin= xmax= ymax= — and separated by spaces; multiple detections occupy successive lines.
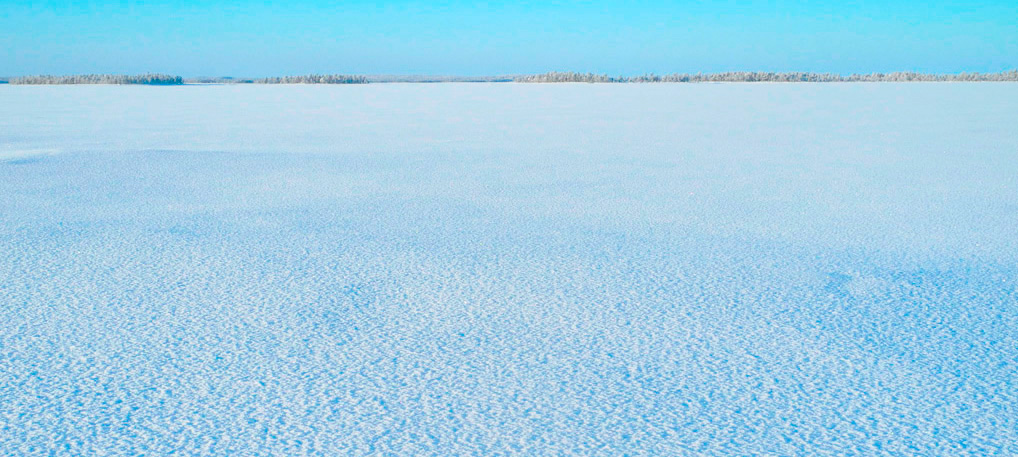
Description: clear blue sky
xmin=2 ymin=0 xmax=1016 ymax=77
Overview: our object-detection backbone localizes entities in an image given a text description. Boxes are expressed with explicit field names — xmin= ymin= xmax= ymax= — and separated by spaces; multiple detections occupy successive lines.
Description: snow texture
xmin=1 ymin=83 xmax=1017 ymax=455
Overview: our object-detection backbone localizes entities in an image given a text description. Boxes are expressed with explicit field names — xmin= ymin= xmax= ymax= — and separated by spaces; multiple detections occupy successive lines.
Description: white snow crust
xmin=1 ymin=83 xmax=1017 ymax=455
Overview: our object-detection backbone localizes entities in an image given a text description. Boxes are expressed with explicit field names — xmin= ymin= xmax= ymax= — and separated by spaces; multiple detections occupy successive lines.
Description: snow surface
xmin=1 ymin=83 xmax=1017 ymax=455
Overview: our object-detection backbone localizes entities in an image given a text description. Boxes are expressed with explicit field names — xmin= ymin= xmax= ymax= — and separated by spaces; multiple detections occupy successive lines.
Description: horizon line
xmin=3 ymin=70 xmax=1018 ymax=85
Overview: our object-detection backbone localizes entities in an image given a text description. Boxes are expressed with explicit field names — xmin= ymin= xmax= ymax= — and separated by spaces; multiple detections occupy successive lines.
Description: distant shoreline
xmin=2 ymin=70 xmax=1017 ymax=85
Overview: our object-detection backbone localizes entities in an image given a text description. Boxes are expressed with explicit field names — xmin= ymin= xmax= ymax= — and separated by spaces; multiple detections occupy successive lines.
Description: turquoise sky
xmin=2 ymin=0 xmax=1016 ymax=76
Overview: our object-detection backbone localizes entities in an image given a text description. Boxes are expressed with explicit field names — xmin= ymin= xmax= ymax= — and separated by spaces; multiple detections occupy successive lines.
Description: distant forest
xmin=254 ymin=74 xmax=367 ymax=84
xmin=8 ymin=74 xmax=183 ymax=85
xmin=514 ymin=70 xmax=1018 ymax=83
xmin=4 ymin=74 xmax=367 ymax=85
xmin=4 ymin=71 xmax=1018 ymax=85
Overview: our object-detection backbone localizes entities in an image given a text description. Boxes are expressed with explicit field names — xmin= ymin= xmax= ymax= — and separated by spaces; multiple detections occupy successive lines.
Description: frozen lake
xmin=2 ymin=83 xmax=1017 ymax=455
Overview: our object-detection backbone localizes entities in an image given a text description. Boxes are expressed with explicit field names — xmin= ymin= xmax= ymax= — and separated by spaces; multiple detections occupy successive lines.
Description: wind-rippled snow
xmin=1 ymin=83 xmax=1017 ymax=455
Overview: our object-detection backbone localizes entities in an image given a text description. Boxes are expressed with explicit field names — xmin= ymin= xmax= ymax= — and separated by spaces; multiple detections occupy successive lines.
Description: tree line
xmin=514 ymin=70 xmax=1018 ymax=83
xmin=9 ymin=74 xmax=184 ymax=85
xmin=6 ymin=71 xmax=1017 ymax=85
xmin=254 ymin=75 xmax=367 ymax=84
xmin=6 ymin=74 xmax=368 ymax=85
